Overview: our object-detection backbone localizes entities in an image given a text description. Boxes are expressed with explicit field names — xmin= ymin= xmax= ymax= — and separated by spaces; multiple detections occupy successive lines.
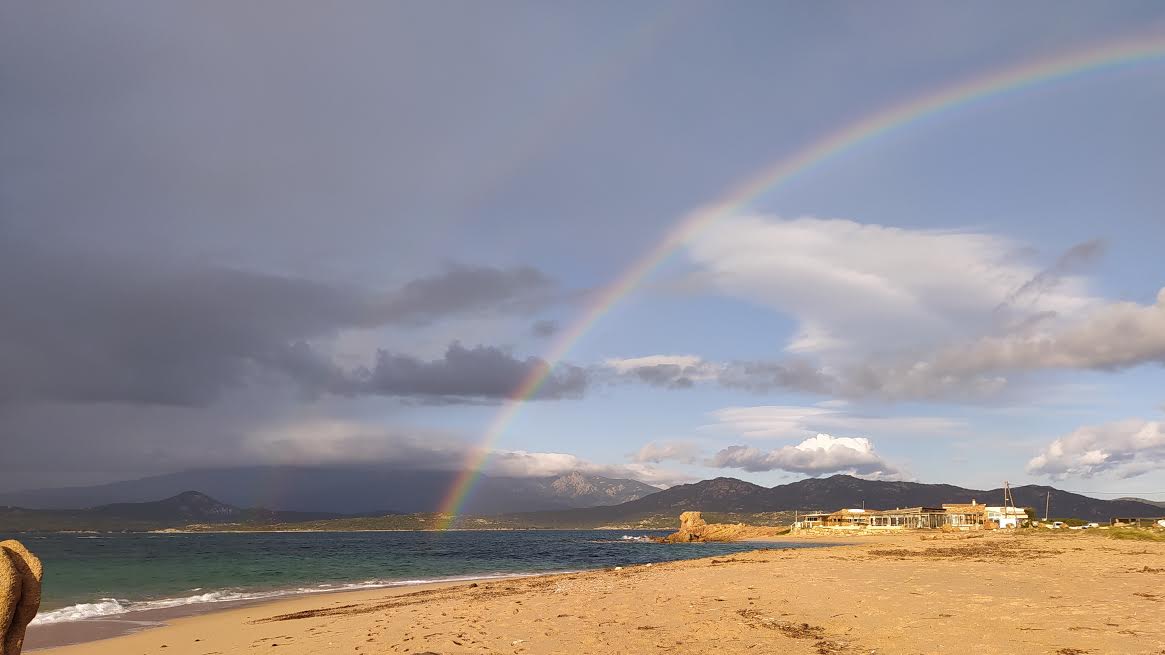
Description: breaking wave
xmin=32 ymin=573 xmax=535 ymax=625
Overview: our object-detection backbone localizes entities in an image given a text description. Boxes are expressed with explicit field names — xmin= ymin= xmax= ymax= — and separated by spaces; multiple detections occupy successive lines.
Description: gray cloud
xmin=716 ymin=360 xmax=836 ymax=395
xmin=0 ymin=245 xmax=575 ymax=406
xmin=626 ymin=364 xmax=698 ymax=389
xmin=996 ymin=238 xmax=1106 ymax=315
xmin=930 ymin=288 xmax=1165 ymax=373
xmin=530 ymin=319 xmax=560 ymax=338
xmin=609 ymin=287 xmax=1165 ymax=401
xmin=381 ymin=267 xmax=558 ymax=325
xmin=347 ymin=343 xmax=587 ymax=402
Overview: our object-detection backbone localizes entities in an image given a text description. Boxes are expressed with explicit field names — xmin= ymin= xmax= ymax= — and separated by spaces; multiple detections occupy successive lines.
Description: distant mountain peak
xmin=170 ymin=490 xmax=219 ymax=502
xmin=94 ymin=490 xmax=242 ymax=520
xmin=549 ymin=471 xmax=594 ymax=494
xmin=543 ymin=471 xmax=658 ymax=504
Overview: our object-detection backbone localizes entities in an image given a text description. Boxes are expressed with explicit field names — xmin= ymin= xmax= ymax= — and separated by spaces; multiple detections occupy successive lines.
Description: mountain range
xmin=0 ymin=467 xmax=660 ymax=515
xmin=513 ymin=475 xmax=1165 ymax=525
xmin=4 ymin=473 xmax=1163 ymax=531
xmin=0 ymin=491 xmax=343 ymax=531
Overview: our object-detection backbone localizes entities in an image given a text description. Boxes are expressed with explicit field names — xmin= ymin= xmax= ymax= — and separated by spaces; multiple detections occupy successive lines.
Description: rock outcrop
xmin=1 ymin=540 xmax=42 ymax=655
xmin=655 ymin=511 xmax=789 ymax=543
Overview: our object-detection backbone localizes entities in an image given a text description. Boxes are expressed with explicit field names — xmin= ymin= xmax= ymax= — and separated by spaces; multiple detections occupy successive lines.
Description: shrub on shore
xmin=1107 ymin=528 xmax=1165 ymax=542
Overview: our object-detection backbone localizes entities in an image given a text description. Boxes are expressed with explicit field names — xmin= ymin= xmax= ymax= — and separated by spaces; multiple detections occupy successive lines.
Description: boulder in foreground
xmin=0 ymin=540 xmax=42 ymax=655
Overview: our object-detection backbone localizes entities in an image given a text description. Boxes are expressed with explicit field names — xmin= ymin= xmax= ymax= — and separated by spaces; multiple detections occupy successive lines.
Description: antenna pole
xmin=1045 ymin=491 xmax=1051 ymax=521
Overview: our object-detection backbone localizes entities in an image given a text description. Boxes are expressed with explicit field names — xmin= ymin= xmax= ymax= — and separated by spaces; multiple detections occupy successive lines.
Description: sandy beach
xmin=23 ymin=530 xmax=1165 ymax=655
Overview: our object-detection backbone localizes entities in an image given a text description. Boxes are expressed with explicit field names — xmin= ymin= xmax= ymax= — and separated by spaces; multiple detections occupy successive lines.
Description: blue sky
xmin=2 ymin=1 xmax=1164 ymax=499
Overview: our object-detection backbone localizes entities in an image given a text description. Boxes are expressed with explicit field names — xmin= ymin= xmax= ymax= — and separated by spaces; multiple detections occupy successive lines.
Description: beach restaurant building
xmin=866 ymin=507 xmax=947 ymax=529
xmin=795 ymin=500 xmax=1021 ymax=531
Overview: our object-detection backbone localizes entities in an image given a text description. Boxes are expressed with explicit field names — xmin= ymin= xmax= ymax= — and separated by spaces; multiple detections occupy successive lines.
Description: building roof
xmin=943 ymin=503 xmax=987 ymax=514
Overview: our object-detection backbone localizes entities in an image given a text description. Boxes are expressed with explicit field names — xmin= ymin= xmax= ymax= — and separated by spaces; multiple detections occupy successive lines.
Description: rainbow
xmin=435 ymin=33 xmax=1165 ymax=528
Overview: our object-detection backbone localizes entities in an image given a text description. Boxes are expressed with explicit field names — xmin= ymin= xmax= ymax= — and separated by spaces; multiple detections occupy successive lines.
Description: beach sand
xmin=27 ymin=530 xmax=1165 ymax=654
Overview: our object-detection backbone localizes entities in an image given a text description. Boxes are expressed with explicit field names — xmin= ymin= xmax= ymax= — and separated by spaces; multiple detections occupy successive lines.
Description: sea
xmin=8 ymin=530 xmax=833 ymax=626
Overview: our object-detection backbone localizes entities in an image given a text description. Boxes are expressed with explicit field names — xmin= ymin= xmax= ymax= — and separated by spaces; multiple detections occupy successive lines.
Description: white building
xmin=986 ymin=506 xmax=1026 ymax=528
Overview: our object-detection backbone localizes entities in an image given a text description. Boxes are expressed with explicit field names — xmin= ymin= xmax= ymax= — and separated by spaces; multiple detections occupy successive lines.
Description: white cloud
xmin=709 ymin=433 xmax=900 ymax=477
xmin=486 ymin=450 xmax=595 ymax=478
xmin=1026 ymin=419 xmax=1165 ymax=479
xmin=604 ymin=355 xmax=705 ymax=373
xmin=631 ymin=440 xmax=702 ymax=464
xmin=683 ymin=215 xmax=1098 ymax=355
xmin=603 ymin=354 xmax=719 ymax=388
xmin=480 ymin=451 xmax=687 ymax=487
xmin=708 ymin=404 xmax=964 ymax=439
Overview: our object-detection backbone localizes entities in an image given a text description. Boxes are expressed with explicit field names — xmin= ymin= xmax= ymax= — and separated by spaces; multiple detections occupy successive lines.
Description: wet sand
xmin=27 ymin=531 xmax=1165 ymax=654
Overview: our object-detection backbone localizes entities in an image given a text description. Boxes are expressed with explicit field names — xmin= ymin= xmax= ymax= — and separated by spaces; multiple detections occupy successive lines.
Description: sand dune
xmin=28 ymin=531 xmax=1165 ymax=654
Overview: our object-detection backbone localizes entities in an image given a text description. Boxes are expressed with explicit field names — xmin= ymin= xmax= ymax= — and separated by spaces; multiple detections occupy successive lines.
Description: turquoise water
xmin=6 ymin=531 xmax=831 ymax=624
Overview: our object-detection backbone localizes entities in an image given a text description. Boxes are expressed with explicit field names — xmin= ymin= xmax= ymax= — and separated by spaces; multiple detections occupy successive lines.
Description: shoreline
xmin=25 ymin=531 xmax=1165 ymax=655
xmin=25 ymin=570 xmax=573 ymax=650
xmin=24 ymin=535 xmax=826 ymax=650
xmin=27 ymin=531 xmax=1165 ymax=654
xmin=24 ymin=579 xmax=472 ymax=651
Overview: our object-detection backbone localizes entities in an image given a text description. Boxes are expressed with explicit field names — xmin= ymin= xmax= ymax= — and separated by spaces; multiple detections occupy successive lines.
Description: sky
xmin=2 ymin=1 xmax=1165 ymax=501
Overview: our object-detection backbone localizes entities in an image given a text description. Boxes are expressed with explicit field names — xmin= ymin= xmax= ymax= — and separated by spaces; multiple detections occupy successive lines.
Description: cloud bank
xmin=607 ymin=283 xmax=1165 ymax=403
xmin=684 ymin=215 xmax=1097 ymax=355
xmin=0 ymin=245 xmax=580 ymax=406
xmin=1026 ymin=419 xmax=1165 ymax=479
xmin=600 ymin=215 xmax=1165 ymax=403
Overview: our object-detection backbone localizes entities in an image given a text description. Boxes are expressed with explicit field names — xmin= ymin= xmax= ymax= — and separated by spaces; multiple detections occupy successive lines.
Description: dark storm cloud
xmin=348 ymin=343 xmax=587 ymax=402
xmin=0 ymin=245 xmax=577 ymax=406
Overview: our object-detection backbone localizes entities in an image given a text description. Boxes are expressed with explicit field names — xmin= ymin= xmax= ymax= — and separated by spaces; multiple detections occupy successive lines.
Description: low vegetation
xmin=1106 ymin=527 xmax=1165 ymax=542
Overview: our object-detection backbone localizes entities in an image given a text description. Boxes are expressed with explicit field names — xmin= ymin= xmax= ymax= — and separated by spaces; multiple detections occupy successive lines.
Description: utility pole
xmin=1044 ymin=491 xmax=1051 ymax=521
xmin=1002 ymin=481 xmax=1017 ymax=527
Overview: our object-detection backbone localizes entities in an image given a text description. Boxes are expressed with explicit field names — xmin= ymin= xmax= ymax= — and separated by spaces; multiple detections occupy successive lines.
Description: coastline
xmin=24 ymin=535 xmax=815 ymax=651
xmin=24 ymin=579 xmax=471 ymax=651
xmin=27 ymin=531 xmax=1164 ymax=654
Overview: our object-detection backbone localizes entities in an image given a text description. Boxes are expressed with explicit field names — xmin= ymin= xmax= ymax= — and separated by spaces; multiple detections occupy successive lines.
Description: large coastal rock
xmin=656 ymin=511 xmax=788 ymax=543
xmin=656 ymin=511 xmax=741 ymax=543
xmin=0 ymin=540 xmax=42 ymax=655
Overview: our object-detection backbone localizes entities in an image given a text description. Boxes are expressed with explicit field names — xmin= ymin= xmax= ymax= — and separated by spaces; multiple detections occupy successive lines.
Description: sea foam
xmin=32 ymin=573 xmax=536 ymax=625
